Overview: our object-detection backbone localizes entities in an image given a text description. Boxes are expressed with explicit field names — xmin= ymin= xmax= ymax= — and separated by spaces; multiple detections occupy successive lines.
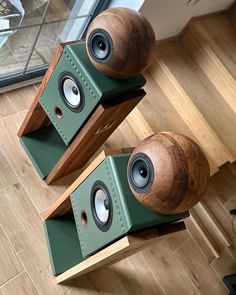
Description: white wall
xmin=140 ymin=0 xmax=234 ymax=40
xmin=108 ymin=0 xmax=145 ymax=11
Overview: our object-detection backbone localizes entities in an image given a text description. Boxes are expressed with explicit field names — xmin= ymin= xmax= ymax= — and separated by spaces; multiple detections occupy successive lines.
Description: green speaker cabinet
xmin=40 ymin=42 xmax=145 ymax=145
xmin=43 ymin=149 xmax=188 ymax=281
xmin=70 ymin=154 xmax=189 ymax=258
xmin=18 ymin=41 xmax=146 ymax=183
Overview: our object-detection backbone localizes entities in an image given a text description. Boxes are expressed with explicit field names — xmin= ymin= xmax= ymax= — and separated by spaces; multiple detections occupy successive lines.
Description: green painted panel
xmin=44 ymin=216 xmax=84 ymax=276
xmin=67 ymin=42 xmax=146 ymax=100
xmin=20 ymin=125 xmax=67 ymax=179
xmin=109 ymin=155 xmax=189 ymax=232
xmin=39 ymin=41 xmax=146 ymax=145
xmin=71 ymin=155 xmax=189 ymax=258
xmin=71 ymin=157 xmax=128 ymax=258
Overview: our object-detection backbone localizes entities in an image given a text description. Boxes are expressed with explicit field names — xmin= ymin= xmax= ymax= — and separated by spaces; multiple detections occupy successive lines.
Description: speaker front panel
xmin=40 ymin=42 xmax=146 ymax=145
xmin=70 ymin=157 xmax=127 ymax=258
xmin=40 ymin=47 xmax=100 ymax=145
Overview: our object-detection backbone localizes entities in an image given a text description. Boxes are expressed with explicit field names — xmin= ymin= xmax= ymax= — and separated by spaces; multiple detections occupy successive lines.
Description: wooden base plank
xmin=56 ymin=221 xmax=186 ymax=283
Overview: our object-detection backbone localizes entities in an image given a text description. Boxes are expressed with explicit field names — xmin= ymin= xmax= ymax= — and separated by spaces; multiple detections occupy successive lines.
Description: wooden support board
xmin=56 ymin=221 xmax=186 ymax=283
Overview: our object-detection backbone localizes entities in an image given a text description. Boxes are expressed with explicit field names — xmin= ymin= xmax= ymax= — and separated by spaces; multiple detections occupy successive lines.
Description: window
xmin=0 ymin=0 xmax=109 ymax=89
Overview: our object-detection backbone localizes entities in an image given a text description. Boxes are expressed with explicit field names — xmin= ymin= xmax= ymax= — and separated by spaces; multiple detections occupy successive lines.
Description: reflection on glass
xmin=0 ymin=42 xmax=23 ymax=78
xmin=0 ymin=24 xmax=40 ymax=78
xmin=26 ymin=21 xmax=70 ymax=71
xmin=0 ymin=0 xmax=102 ymax=83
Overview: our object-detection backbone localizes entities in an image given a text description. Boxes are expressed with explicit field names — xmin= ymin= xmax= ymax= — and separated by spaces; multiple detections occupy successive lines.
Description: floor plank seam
xmin=139 ymin=252 xmax=168 ymax=295
xmin=0 ymin=142 xmax=47 ymax=221
xmin=186 ymin=225 xmax=217 ymax=263
xmin=0 ymin=270 xmax=25 ymax=289
xmin=167 ymin=238 xmax=201 ymax=295
xmin=1 ymin=225 xmax=41 ymax=294
xmin=4 ymin=93 xmax=18 ymax=114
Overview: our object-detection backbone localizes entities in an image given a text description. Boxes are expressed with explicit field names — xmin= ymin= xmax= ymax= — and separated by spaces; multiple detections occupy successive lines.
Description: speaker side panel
xmin=71 ymin=158 xmax=128 ymax=258
xmin=110 ymin=155 xmax=190 ymax=231
xmin=40 ymin=47 xmax=100 ymax=145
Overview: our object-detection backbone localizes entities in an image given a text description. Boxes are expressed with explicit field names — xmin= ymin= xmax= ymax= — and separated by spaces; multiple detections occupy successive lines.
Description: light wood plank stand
xmin=17 ymin=41 xmax=145 ymax=184
xmin=42 ymin=149 xmax=186 ymax=284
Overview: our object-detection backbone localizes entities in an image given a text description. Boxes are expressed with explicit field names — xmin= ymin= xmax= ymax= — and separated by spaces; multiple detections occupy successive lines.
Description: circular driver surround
xmin=91 ymin=181 xmax=113 ymax=232
xmin=58 ymin=72 xmax=85 ymax=112
xmin=128 ymin=153 xmax=154 ymax=194
xmin=87 ymin=29 xmax=113 ymax=64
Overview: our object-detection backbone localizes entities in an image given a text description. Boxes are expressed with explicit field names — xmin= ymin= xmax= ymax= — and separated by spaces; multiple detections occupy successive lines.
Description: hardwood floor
xmin=0 ymin=5 xmax=235 ymax=295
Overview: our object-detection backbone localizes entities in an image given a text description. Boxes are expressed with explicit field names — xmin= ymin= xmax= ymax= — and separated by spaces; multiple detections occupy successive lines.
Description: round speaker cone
xmin=132 ymin=160 xmax=149 ymax=188
xmin=128 ymin=153 xmax=154 ymax=193
xmin=59 ymin=72 xmax=85 ymax=113
xmin=62 ymin=78 xmax=81 ymax=108
xmin=87 ymin=29 xmax=113 ymax=63
xmin=91 ymin=181 xmax=113 ymax=232
xmin=94 ymin=188 xmax=110 ymax=223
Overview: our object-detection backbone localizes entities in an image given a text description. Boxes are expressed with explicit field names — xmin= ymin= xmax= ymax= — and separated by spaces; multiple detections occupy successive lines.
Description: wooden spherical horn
xmin=86 ymin=8 xmax=156 ymax=79
xmin=127 ymin=132 xmax=210 ymax=214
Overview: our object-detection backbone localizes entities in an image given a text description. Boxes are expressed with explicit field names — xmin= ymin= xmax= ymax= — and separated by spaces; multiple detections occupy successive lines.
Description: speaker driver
xmin=87 ymin=29 xmax=113 ymax=63
xmin=91 ymin=181 xmax=113 ymax=232
xmin=128 ymin=153 xmax=154 ymax=194
xmin=59 ymin=72 xmax=85 ymax=112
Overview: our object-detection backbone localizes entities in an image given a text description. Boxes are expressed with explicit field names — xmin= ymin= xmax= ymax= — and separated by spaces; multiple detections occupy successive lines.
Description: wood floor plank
xmin=5 ymin=86 xmax=37 ymax=112
xmin=83 ymin=269 xmax=130 ymax=295
xmin=185 ymin=217 xmax=219 ymax=263
xmin=209 ymin=171 xmax=236 ymax=205
xmin=181 ymin=29 xmax=236 ymax=120
xmin=211 ymin=248 xmax=236 ymax=279
xmin=0 ymin=151 xmax=17 ymax=190
xmin=203 ymin=186 xmax=235 ymax=241
xmin=110 ymin=253 xmax=165 ymax=295
xmin=0 ymin=226 xmax=23 ymax=286
xmin=175 ymin=239 xmax=227 ymax=295
xmin=0 ymin=112 xmax=67 ymax=213
xmin=141 ymin=240 xmax=199 ymax=295
xmin=189 ymin=15 xmax=236 ymax=79
xmin=166 ymin=228 xmax=190 ymax=252
xmin=0 ymin=184 xmax=69 ymax=294
xmin=152 ymin=56 xmax=234 ymax=168
xmin=0 ymin=94 xmax=16 ymax=119
xmin=156 ymin=41 xmax=236 ymax=159
xmin=0 ymin=272 xmax=38 ymax=295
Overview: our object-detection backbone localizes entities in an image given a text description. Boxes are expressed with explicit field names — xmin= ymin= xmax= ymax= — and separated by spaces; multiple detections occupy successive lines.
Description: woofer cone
xmin=91 ymin=181 xmax=113 ymax=232
xmin=87 ymin=29 xmax=113 ymax=63
xmin=59 ymin=72 xmax=85 ymax=112
xmin=128 ymin=153 xmax=154 ymax=194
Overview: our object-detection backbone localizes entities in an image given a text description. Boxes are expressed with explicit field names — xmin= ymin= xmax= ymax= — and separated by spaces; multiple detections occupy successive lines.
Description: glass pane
xmin=45 ymin=0 xmax=98 ymax=22
xmin=26 ymin=19 xmax=82 ymax=71
xmin=0 ymin=25 xmax=40 ymax=78
xmin=0 ymin=41 xmax=22 ymax=78
xmin=0 ymin=0 xmax=48 ymax=29
xmin=45 ymin=0 xmax=75 ymax=21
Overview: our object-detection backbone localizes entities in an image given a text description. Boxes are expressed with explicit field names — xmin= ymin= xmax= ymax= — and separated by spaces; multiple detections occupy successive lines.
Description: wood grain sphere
xmin=86 ymin=8 xmax=156 ymax=78
xmin=127 ymin=132 xmax=210 ymax=214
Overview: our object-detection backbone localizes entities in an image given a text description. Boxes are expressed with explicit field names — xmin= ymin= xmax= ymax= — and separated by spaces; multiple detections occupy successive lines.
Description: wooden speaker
xmin=86 ymin=8 xmax=156 ymax=78
xmin=127 ymin=132 xmax=210 ymax=214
